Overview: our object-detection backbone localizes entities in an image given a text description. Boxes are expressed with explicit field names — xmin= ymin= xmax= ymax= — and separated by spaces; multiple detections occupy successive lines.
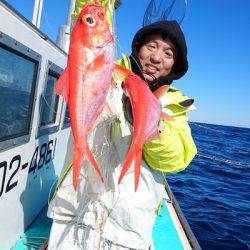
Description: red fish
xmin=116 ymin=67 xmax=162 ymax=191
xmin=54 ymin=4 xmax=114 ymax=190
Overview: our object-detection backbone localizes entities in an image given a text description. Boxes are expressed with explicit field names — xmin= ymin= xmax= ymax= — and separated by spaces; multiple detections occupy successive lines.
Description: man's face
xmin=138 ymin=33 xmax=177 ymax=82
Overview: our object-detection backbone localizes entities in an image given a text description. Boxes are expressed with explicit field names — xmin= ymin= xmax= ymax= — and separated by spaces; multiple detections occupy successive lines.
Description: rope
xmin=190 ymin=122 xmax=227 ymax=134
xmin=189 ymin=123 xmax=250 ymax=168
xmin=196 ymin=153 xmax=250 ymax=168
xmin=49 ymin=162 xmax=73 ymax=204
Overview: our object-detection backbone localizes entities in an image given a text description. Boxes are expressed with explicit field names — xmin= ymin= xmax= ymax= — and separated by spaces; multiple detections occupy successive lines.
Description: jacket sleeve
xmin=143 ymin=86 xmax=197 ymax=173
xmin=143 ymin=115 xmax=197 ymax=172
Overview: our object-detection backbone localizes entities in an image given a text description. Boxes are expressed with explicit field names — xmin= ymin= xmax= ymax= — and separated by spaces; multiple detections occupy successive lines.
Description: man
xmin=48 ymin=20 xmax=197 ymax=249
xmin=120 ymin=20 xmax=196 ymax=172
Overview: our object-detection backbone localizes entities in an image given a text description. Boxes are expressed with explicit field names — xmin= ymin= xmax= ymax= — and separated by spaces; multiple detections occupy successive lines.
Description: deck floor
xmin=12 ymin=201 xmax=184 ymax=250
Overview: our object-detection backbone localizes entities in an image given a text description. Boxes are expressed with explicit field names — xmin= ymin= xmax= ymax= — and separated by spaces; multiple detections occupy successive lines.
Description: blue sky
xmin=4 ymin=0 xmax=250 ymax=128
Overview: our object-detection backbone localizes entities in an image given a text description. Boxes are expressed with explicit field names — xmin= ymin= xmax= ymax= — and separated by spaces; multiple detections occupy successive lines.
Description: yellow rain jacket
xmin=117 ymin=54 xmax=197 ymax=173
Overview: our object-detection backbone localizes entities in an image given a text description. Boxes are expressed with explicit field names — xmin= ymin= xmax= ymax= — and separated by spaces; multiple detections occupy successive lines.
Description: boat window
xmin=0 ymin=44 xmax=38 ymax=142
xmin=40 ymin=70 xmax=59 ymax=127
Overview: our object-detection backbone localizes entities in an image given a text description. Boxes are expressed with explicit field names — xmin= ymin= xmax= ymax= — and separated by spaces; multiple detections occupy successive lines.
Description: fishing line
xmin=75 ymin=187 xmax=131 ymax=226
xmin=196 ymin=153 xmax=250 ymax=169
xmin=189 ymin=123 xmax=250 ymax=168
xmin=38 ymin=54 xmax=69 ymax=119
xmin=190 ymin=122 xmax=227 ymax=134
xmin=112 ymin=7 xmax=146 ymax=79
xmin=42 ymin=4 xmax=57 ymax=36
xmin=48 ymin=118 xmax=126 ymax=224
xmin=21 ymin=236 xmax=48 ymax=239
xmin=47 ymin=176 xmax=59 ymax=206
xmin=40 ymin=94 xmax=58 ymax=115
xmin=37 ymin=4 xmax=67 ymax=63
xmin=111 ymin=8 xmax=133 ymax=63
xmin=115 ymin=38 xmax=147 ymax=79
xmin=73 ymin=121 xmax=134 ymax=228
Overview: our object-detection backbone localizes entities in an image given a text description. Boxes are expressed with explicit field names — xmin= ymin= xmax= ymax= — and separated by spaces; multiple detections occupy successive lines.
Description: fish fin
xmin=134 ymin=150 xmax=142 ymax=192
xmin=114 ymin=63 xmax=132 ymax=75
xmin=161 ymin=112 xmax=175 ymax=122
xmin=84 ymin=54 xmax=106 ymax=78
xmin=118 ymin=146 xmax=139 ymax=185
xmin=73 ymin=147 xmax=85 ymax=190
xmin=112 ymin=64 xmax=131 ymax=84
xmin=86 ymin=144 xmax=104 ymax=182
xmin=54 ymin=66 xmax=70 ymax=102
xmin=154 ymin=85 xmax=170 ymax=99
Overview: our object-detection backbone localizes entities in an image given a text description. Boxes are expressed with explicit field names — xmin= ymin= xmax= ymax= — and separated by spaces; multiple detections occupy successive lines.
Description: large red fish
xmin=54 ymin=4 xmax=115 ymax=190
xmin=116 ymin=68 xmax=162 ymax=191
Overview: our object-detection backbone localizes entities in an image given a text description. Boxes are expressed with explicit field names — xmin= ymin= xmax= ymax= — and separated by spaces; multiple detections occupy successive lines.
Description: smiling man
xmin=119 ymin=20 xmax=196 ymax=173
xmin=139 ymin=33 xmax=177 ymax=82
xmin=127 ymin=20 xmax=188 ymax=91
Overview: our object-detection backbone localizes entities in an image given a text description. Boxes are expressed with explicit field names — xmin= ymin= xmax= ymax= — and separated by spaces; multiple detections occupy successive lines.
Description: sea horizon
xmin=190 ymin=121 xmax=250 ymax=130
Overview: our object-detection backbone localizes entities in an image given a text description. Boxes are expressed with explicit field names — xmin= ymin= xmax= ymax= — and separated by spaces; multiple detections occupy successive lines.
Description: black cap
xmin=130 ymin=20 xmax=188 ymax=91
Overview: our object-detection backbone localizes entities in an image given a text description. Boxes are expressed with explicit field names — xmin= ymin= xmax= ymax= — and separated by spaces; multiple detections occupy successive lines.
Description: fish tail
xmin=134 ymin=150 xmax=142 ymax=192
xmin=118 ymin=146 xmax=138 ymax=185
xmin=73 ymin=147 xmax=85 ymax=190
xmin=86 ymin=145 xmax=104 ymax=182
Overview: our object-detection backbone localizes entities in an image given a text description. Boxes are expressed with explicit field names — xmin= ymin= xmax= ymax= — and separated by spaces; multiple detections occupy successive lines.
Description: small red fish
xmin=116 ymin=67 xmax=162 ymax=191
xmin=54 ymin=4 xmax=115 ymax=190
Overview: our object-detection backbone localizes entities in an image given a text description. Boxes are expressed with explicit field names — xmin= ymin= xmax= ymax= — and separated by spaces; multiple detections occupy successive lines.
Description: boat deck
xmin=153 ymin=199 xmax=186 ymax=250
xmin=12 ymin=191 xmax=195 ymax=250
xmin=12 ymin=206 xmax=50 ymax=250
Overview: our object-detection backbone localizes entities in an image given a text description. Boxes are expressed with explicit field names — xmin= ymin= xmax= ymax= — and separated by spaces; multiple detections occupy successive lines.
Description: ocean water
xmin=167 ymin=122 xmax=250 ymax=250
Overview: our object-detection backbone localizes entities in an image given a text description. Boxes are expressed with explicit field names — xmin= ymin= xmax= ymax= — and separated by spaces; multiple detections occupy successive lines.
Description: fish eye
xmin=83 ymin=14 xmax=95 ymax=26
xmin=86 ymin=17 xmax=94 ymax=24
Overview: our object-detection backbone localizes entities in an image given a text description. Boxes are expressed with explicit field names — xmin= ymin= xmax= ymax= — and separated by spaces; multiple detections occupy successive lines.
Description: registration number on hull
xmin=0 ymin=139 xmax=57 ymax=197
